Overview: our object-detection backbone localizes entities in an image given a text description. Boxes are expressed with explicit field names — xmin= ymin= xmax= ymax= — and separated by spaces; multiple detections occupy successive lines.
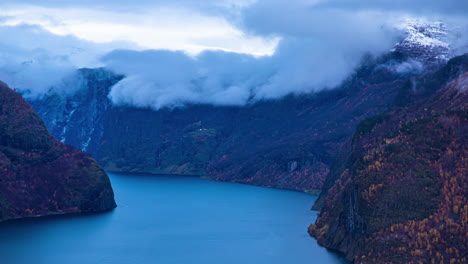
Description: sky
xmin=0 ymin=0 xmax=467 ymax=108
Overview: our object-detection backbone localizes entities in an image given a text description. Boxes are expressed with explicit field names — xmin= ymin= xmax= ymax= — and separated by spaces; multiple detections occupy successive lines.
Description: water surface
xmin=0 ymin=173 xmax=347 ymax=264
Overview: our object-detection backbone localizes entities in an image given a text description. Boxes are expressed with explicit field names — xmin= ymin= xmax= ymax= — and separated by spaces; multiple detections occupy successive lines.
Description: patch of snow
xmin=82 ymin=136 xmax=92 ymax=151
xmin=81 ymin=125 xmax=95 ymax=151
xmin=59 ymin=108 xmax=77 ymax=142
xmin=394 ymin=18 xmax=451 ymax=63
xmin=402 ymin=19 xmax=449 ymax=48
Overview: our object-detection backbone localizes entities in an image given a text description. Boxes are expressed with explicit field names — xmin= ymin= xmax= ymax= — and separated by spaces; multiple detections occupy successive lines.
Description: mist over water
xmin=0 ymin=173 xmax=348 ymax=264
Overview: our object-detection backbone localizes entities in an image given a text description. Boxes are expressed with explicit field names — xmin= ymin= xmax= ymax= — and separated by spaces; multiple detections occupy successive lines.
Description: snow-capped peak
xmin=402 ymin=19 xmax=449 ymax=48
xmin=393 ymin=18 xmax=451 ymax=65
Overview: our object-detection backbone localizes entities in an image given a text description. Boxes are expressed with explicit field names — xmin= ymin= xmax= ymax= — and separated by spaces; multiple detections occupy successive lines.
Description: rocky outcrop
xmin=309 ymin=54 xmax=468 ymax=263
xmin=29 ymin=68 xmax=122 ymax=156
xmin=0 ymin=81 xmax=116 ymax=222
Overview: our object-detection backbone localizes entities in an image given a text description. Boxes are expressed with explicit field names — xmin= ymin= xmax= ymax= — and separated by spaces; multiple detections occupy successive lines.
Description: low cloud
xmin=103 ymin=0 xmax=467 ymax=109
xmin=104 ymin=2 xmax=402 ymax=109
xmin=104 ymin=27 xmax=397 ymax=109
xmin=0 ymin=23 xmax=132 ymax=98
xmin=0 ymin=24 xmax=81 ymax=97
xmin=103 ymin=50 xmax=270 ymax=108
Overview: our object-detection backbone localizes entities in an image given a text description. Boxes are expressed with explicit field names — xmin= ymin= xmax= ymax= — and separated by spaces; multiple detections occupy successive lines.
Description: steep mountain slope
xmin=32 ymin=54 xmax=409 ymax=192
xmin=29 ymin=68 xmax=123 ymax=156
xmin=309 ymin=54 xmax=468 ymax=263
xmin=29 ymin=21 xmax=453 ymax=192
xmin=0 ymin=81 xmax=116 ymax=222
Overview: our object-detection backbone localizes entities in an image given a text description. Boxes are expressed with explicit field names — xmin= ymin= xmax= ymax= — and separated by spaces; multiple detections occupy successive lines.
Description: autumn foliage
xmin=0 ymin=81 xmax=116 ymax=222
xmin=309 ymin=54 xmax=468 ymax=263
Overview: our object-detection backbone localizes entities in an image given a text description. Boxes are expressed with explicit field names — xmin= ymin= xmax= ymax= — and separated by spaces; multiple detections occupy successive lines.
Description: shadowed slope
xmin=309 ymin=54 xmax=468 ymax=263
xmin=0 ymin=81 xmax=116 ymax=222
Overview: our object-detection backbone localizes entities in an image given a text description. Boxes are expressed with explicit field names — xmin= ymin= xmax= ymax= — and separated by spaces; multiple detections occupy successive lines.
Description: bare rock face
xmin=29 ymin=68 xmax=123 ymax=157
xmin=0 ymin=81 xmax=116 ymax=222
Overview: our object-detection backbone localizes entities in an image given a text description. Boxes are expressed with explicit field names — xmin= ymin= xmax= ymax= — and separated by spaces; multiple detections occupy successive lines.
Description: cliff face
xmin=0 ymin=81 xmax=116 ymax=222
xmin=29 ymin=68 xmax=123 ymax=157
xmin=309 ymin=54 xmax=468 ymax=263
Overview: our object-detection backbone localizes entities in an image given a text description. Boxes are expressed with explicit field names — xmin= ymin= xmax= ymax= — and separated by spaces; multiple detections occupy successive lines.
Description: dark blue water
xmin=0 ymin=173 xmax=347 ymax=264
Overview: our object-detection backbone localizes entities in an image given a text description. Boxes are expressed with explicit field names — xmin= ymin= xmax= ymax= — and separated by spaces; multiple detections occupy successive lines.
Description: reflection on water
xmin=0 ymin=173 xmax=348 ymax=264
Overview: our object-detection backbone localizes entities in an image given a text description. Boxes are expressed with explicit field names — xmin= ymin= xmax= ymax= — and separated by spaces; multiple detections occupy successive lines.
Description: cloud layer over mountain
xmin=0 ymin=24 xmax=91 ymax=98
xmin=0 ymin=0 xmax=467 ymax=108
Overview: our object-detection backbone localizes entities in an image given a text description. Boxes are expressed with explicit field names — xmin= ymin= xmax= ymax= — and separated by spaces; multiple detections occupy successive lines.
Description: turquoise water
xmin=0 ymin=173 xmax=348 ymax=264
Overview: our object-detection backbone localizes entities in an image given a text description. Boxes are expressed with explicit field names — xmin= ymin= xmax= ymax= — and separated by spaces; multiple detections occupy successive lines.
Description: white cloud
xmin=0 ymin=5 xmax=278 ymax=56
xmin=103 ymin=49 xmax=269 ymax=109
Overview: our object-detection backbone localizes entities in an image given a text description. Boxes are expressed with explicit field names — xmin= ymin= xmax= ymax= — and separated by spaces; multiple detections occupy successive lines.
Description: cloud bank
xmin=0 ymin=24 xmax=88 ymax=98
xmin=103 ymin=1 xmax=402 ymax=109
xmin=0 ymin=23 xmax=131 ymax=98
xmin=0 ymin=0 xmax=467 ymax=109
xmin=0 ymin=4 xmax=276 ymax=55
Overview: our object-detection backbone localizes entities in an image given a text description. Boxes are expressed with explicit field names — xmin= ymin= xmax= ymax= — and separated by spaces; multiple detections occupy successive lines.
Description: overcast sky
xmin=0 ymin=0 xmax=466 ymax=108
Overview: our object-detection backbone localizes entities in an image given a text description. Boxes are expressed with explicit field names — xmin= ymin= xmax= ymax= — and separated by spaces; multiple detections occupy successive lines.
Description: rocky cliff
xmin=0 ymin=81 xmax=116 ymax=222
xmin=309 ymin=54 xmax=468 ymax=263
xmin=29 ymin=68 xmax=122 ymax=156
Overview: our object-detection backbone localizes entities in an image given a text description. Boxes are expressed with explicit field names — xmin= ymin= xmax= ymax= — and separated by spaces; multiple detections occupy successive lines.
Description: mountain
xmin=0 ymin=81 xmax=116 ymax=222
xmin=29 ymin=68 xmax=123 ymax=156
xmin=30 ymin=55 xmax=409 ymax=192
xmin=17 ymin=19 xmax=467 ymax=263
xmin=394 ymin=19 xmax=451 ymax=68
xmin=28 ymin=21 xmax=453 ymax=193
xmin=309 ymin=54 xmax=468 ymax=263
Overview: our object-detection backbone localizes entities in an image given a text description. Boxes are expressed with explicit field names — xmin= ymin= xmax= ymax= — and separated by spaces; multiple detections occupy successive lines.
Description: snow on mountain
xmin=394 ymin=19 xmax=451 ymax=65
